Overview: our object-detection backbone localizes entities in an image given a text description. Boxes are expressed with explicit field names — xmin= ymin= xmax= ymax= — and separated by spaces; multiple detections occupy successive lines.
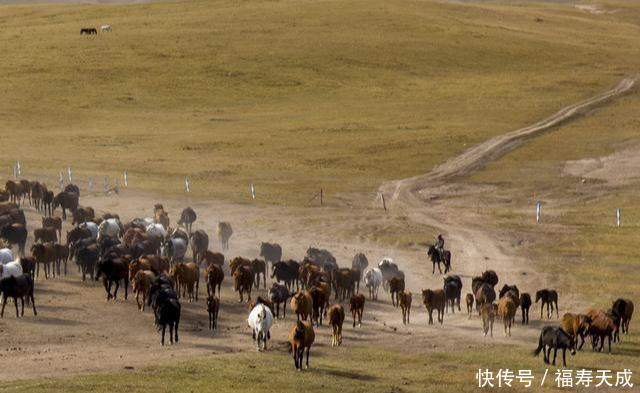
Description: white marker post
xmin=536 ymin=201 xmax=541 ymax=223
xmin=103 ymin=176 xmax=108 ymax=192
xmin=16 ymin=161 xmax=21 ymax=176
xmin=123 ymin=170 xmax=128 ymax=187
xmin=59 ymin=171 xmax=64 ymax=189
xmin=185 ymin=176 xmax=190 ymax=193
xmin=68 ymin=166 xmax=73 ymax=183
xmin=88 ymin=177 xmax=93 ymax=191
xmin=250 ymin=182 xmax=256 ymax=199
xmin=616 ymin=207 xmax=621 ymax=227
xmin=13 ymin=165 xmax=18 ymax=180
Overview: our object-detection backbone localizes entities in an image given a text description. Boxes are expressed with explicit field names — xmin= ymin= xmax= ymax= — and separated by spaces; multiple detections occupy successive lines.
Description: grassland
xmin=1 ymin=0 xmax=640 ymax=203
xmin=4 ymin=342 xmax=640 ymax=393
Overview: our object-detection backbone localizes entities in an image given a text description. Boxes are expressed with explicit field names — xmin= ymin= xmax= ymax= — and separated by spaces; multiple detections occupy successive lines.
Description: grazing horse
xmin=481 ymin=303 xmax=496 ymax=337
xmin=268 ymin=283 xmax=290 ymax=319
xmin=364 ymin=267 xmax=382 ymax=300
xmin=534 ymin=326 xmax=576 ymax=367
xmin=289 ymin=320 xmax=315 ymax=370
xmin=217 ymin=221 xmax=233 ymax=250
xmin=328 ymin=304 xmax=345 ymax=346
xmin=0 ymin=275 xmax=37 ymax=318
xmin=178 ymin=207 xmax=197 ymax=233
xmin=422 ymin=289 xmax=445 ymax=325
xmin=95 ymin=257 xmax=129 ymax=301
xmin=101 ymin=25 xmax=112 ymax=32
xmin=561 ymin=313 xmax=592 ymax=350
xmin=586 ymin=308 xmax=618 ymax=353
xmin=497 ymin=297 xmax=516 ymax=337
xmin=536 ymin=289 xmax=559 ymax=319
xmin=233 ymin=265 xmax=253 ymax=303
xmin=53 ymin=191 xmax=79 ymax=220
xmin=399 ymin=291 xmax=412 ymax=325
xmin=248 ymin=303 xmax=274 ymax=351
xmin=349 ymin=293 xmax=365 ymax=327
xmin=80 ymin=28 xmax=97 ymax=35
xmin=427 ymin=245 xmax=451 ymax=274
xmin=207 ymin=295 xmax=220 ymax=331
xmin=520 ymin=293 xmax=532 ymax=324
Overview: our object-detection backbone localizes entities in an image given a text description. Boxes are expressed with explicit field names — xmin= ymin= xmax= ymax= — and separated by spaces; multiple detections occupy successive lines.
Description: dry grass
xmin=1 ymin=0 xmax=640 ymax=203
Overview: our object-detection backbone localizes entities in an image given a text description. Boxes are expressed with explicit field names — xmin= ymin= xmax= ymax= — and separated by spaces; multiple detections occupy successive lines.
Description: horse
xmin=561 ymin=313 xmax=592 ymax=350
xmin=466 ymin=293 xmax=474 ymax=319
xmin=31 ymin=242 xmax=56 ymax=279
xmin=427 ymin=245 xmax=451 ymax=274
xmin=363 ymin=267 xmax=382 ymax=300
xmin=306 ymin=247 xmax=336 ymax=269
xmin=250 ymin=258 xmax=267 ymax=289
xmin=0 ymin=275 xmax=37 ymax=318
xmin=205 ymin=263 xmax=224 ymax=297
xmin=72 ymin=206 xmax=95 ymax=226
xmin=34 ymin=227 xmax=57 ymax=244
xmin=42 ymin=216 xmax=62 ymax=239
xmin=79 ymin=221 xmax=99 ymax=239
xmin=169 ymin=262 xmax=199 ymax=302
xmin=399 ymin=291 xmax=412 ymax=325
xmin=97 ymin=218 xmax=122 ymax=241
xmin=328 ymin=304 xmax=345 ymax=346
xmin=349 ymin=293 xmax=365 ymax=327
xmin=534 ymin=326 xmax=576 ymax=367
xmin=389 ymin=276 xmax=405 ymax=307
xmin=163 ymin=238 xmax=187 ymax=265
xmin=207 ymin=295 xmax=220 ymax=331
xmin=351 ymin=252 xmax=368 ymax=280
xmin=1 ymin=224 xmax=27 ymax=256
xmin=259 ymin=242 xmax=282 ymax=268
xmin=422 ymin=289 xmax=445 ymax=325
xmin=268 ymin=283 xmax=290 ymax=319
xmin=0 ymin=261 xmax=23 ymax=279
xmin=497 ymin=296 xmax=516 ymax=337
xmin=248 ymin=303 xmax=274 ymax=351
xmin=52 ymin=191 xmax=79 ymax=220
xmin=100 ymin=25 xmax=112 ymax=32
xmin=95 ymin=257 xmax=129 ymax=301
xmin=520 ymin=293 xmax=532 ymax=324
xmin=481 ymin=303 xmax=496 ymax=337
xmin=147 ymin=276 xmax=180 ymax=345
xmin=308 ymin=286 xmax=328 ymax=327
xmin=586 ymin=308 xmax=618 ymax=353
xmin=178 ymin=207 xmax=197 ymax=233
xmin=332 ymin=268 xmax=353 ymax=301
xmin=189 ymin=229 xmax=209 ymax=263
xmin=132 ymin=270 xmax=155 ymax=311
xmin=377 ymin=258 xmax=403 ymax=291
xmin=291 ymin=291 xmax=312 ymax=321
xmin=80 ymin=28 xmax=97 ymax=35
xmin=612 ymin=298 xmax=634 ymax=338
xmin=443 ymin=275 xmax=462 ymax=313
xmin=233 ymin=265 xmax=253 ymax=303
xmin=0 ymin=248 xmax=13 ymax=264
xmin=535 ymin=289 xmax=559 ymax=319
xmin=217 ymin=221 xmax=233 ymax=250
xmin=289 ymin=320 xmax=315 ymax=370
xmin=271 ymin=260 xmax=300 ymax=291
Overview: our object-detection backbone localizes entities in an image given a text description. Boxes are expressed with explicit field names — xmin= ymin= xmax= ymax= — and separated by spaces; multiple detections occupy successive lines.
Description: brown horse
xmin=349 ymin=293 xmax=365 ymax=328
xmin=251 ymin=258 xmax=267 ymax=289
xmin=80 ymin=28 xmax=98 ymax=35
xmin=205 ymin=263 xmax=224 ymax=297
xmin=520 ymin=293 xmax=532 ymax=324
xmin=291 ymin=291 xmax=312 ymax=321
xmin=132 ymin=270 xmax=156 ymax=311
xmin=466 ymin=293 xmax=474 ymax=319
xmin=481 ymin=303 xmax=496 ymax=337
xmin=170 ymin=263 xmax=200 ymax=302
xmin=202 ymin=250 xmax=225 ymax=268
xmin=233 ymin=265 xmax=253 ymax=303
xmin=422 ymin=289 xmax=445 ymax=325
xmin=389 ymin=276 xmax=405 ymax=307
xmin=328 ymin=304 xmax=345 ymax=346
xmin=207 ymin=295 xmax=220 ymax=331
xmin=498 ymin=297 xmax=516 ymax=337
xmin=289 ymin=320 xmax=315 ymax=370
xmin=399 ymin=291 xmax=412 ymax=325
xmin=561 ymin=313 xmax=592 ymax=350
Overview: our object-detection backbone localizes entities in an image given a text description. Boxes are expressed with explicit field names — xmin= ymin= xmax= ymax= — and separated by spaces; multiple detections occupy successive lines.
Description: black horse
xmin=95 ymin=257 xmax=129 ymax=301
xmin=80 ymin=28 xmax=98 ymax=35
xmin=53 ymin=191 xmax=79 ymax=220
xmin=427 ymin=245 xmax=451 ymax=274
xmin=534 ymin=326 xmax=575 ymax=367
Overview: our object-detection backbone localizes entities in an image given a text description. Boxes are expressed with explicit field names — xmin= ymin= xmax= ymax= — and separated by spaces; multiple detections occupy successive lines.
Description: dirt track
xmin=1 ymin=77 xmax=636 ymax=381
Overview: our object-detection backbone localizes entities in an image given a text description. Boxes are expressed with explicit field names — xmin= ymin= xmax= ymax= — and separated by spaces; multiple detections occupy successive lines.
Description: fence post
xmin=123 ymin=170 xmax=128 ymax=187
xmin=380 ymin=192 xmax=387 ymax=211
xmin=616 ymin=207 xmax=621 ymax=227
xmin=16 ymin=161 xmax=21 ymax=177
xmin=68 ymin=166 xmax=72 ymax=183
xmin=320 ymin=188 xmax=323 ymax=205
xmin=88 ymin=177 xmax=93 ymax=192
xmin=103 ymin=176 xmax=108 ymax=192
xmin=251 ymin=182 xmax=256 ymax=199
xmin=536 ymin=201 xmax=541 ymax=223
xmin=185 ymin=176 xmax=190 ymax=193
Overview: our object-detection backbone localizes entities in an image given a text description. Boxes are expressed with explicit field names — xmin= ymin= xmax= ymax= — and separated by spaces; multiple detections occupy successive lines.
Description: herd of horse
xmin=0 ymin=179 xmax=634 ymax=370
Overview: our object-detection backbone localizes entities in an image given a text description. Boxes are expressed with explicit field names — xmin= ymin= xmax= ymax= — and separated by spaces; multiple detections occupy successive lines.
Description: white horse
xmin=0 ymin=261 xmax=23 ymax=279
xmin=147 ymin=223 xmax=167 ymax=239
xmin=0 ymin=248 xmax=13 ymax=264
xmin=80 ymin=221 xmax=99 ymax=239
xmin=248 ymin=303 xmax=273 ymax=351
xmin=162 ymin=238 xmax=187 ymax=264
xmin=97 ymin=218 xmax=122 ymax=241
xmin=364 ymin=267 xmax=383 ymax=300
xmin=101 ymin=25 xmax=112 ymax=32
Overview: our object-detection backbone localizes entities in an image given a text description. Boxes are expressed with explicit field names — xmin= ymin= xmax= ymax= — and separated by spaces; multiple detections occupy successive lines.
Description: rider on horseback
xmin=435 ymin=234 xmax=445 ymax=262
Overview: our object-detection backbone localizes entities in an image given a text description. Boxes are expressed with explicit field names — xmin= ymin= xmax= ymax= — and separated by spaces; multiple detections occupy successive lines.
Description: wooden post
xmin=381 ymin=192 xmax=387 ymax=211
xmin=320 ymin=188 xmax=323 ymax=205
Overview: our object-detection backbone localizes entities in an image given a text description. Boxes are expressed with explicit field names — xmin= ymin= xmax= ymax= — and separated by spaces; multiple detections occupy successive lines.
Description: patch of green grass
xmin=5 ymin=344 xmax=640 ymax=393
xmin=1 ymin=0 xmax=640 ymax=203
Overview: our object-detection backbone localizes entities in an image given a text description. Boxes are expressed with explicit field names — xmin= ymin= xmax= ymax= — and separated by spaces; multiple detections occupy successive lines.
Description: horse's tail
xmin=533 ymin=332 xmax=543 ymax=356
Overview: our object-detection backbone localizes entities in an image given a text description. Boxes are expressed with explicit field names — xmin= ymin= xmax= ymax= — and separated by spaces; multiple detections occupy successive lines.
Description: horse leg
xmin=14 ymin=297 xmax=19 ymax=318
xmin=114 ymin=280 xmax=120 ymax=300
xmin=562 ymin=348 xmax=567 ymax=367
xmin=20 ymin=297 xmax=25 ymax=317
xmin=161 ymin=325 xmax=166 ymax=346
xmin=552 ymin=347 xmax=557 ymax=366
xmin=124 ymin=278 xmax=128 ymax=300
xmin=305 ymin=347 xmax=311 ymax=369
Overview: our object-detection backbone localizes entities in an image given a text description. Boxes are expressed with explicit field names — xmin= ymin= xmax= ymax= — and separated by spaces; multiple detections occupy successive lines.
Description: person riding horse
xmin=435 ymin=234 xmax=445 ymax=262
